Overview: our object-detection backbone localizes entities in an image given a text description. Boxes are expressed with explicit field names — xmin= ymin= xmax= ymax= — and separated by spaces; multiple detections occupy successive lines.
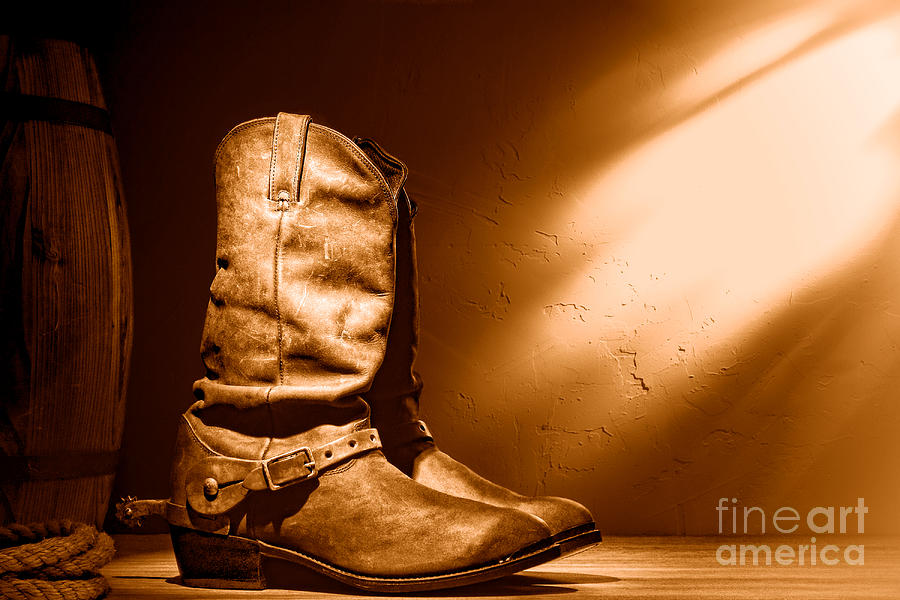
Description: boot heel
xmin=170 ymin=525 xmax=266 ymax=589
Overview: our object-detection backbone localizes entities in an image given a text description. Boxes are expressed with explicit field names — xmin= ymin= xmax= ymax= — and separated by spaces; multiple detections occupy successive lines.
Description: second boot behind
xmin=358 ymin=138 xmax=602 ymax=555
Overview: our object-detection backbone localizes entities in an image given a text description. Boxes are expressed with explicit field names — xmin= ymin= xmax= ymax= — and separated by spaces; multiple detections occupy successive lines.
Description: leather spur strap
xmin=186 ymin=428 xmax=382 ymax=515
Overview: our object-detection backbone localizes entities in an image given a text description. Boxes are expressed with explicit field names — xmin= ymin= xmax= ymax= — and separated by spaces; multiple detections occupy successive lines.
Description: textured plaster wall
xmin=106 ymin=0 xmax=900 ymax=534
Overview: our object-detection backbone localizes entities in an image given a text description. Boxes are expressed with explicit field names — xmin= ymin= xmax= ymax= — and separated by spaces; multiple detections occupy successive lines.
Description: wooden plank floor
xmin=104 ymin=534 xmax=900 ymax=599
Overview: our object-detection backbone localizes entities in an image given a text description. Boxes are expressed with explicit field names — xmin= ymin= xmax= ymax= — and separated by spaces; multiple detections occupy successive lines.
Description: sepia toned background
xmin=43 ymin=0 xmax=898 ymax=535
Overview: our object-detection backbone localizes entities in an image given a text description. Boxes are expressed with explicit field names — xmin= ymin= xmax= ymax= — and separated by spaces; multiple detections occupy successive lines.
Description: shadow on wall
xmin=104 ymin=0 xmax=900 ymax=534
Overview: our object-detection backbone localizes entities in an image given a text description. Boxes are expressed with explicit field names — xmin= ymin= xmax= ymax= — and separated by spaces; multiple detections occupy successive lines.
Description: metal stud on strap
xmin=414 ymin=420 xmax=432 ymax=438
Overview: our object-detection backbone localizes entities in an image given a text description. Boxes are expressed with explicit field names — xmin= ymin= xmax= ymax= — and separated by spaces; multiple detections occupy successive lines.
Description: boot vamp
xmin=412 ymin=446 xmax=594 ymax=538
xmin=247 ymin=452 xmax=551 ymax=577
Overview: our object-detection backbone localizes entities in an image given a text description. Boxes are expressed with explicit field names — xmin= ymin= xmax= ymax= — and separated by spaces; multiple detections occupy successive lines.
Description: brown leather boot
xmin=163 ymin=113 xmax=559 ymax=593
xmin=357 ymin=138 xmax=601 ymax=556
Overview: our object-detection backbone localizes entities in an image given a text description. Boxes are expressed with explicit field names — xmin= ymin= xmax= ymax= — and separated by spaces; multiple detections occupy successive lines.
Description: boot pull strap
xmin=269 ymin=112 xmax=311 ymax=204
xmin=185 ymin=428 xmax=382 ymax=516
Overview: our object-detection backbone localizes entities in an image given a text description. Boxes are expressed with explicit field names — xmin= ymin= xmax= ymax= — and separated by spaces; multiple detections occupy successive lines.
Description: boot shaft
xmin=199 ymin=114 xmax=405 ymax=405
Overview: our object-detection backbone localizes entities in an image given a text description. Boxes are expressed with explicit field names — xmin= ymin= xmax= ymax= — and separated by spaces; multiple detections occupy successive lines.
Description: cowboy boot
xmin=163 ymin=113 xmax=560 ymax=593
xmin=357 ymin=138 xmax=602 ymax=556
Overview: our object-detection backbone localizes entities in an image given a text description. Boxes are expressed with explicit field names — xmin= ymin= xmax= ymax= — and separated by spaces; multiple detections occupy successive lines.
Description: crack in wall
xmin=543 ymin=302 xmax=589 ymax=322
xmin=607 ymin=346 xmax=651 ymax=397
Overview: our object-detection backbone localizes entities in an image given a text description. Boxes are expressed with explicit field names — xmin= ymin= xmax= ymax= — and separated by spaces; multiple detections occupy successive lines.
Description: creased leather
xmin=201 ymin=117 xmax=395 ymax=397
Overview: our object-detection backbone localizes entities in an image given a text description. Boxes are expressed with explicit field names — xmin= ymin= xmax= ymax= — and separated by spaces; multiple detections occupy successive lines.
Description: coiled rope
xmin=0 ymin=520 xmax=114 ymax=600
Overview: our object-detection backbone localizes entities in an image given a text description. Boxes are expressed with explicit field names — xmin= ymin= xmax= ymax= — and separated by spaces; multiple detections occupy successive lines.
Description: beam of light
xmin=550 ymin=9 xmax=900 ymax=353
xmin=515 ymin=6 xmax=900 ymax=533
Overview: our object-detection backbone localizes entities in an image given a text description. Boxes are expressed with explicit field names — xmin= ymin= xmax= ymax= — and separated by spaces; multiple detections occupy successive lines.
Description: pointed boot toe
xmin=472 ymin=503 xmax=555 ymax=563
xmin=408 ymin=441 xmax=601 ymax=556
xmin=517 ymin=495 xmax=602 ymax=554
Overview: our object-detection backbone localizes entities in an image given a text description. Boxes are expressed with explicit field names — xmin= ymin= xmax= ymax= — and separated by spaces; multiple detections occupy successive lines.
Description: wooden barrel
xmin=0 ymin=36 xmax=133 ymax=528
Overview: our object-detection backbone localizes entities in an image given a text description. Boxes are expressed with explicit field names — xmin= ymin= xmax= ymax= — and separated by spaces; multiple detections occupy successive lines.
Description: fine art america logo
xmin=715 ymin=498 xmax=867 ymax=566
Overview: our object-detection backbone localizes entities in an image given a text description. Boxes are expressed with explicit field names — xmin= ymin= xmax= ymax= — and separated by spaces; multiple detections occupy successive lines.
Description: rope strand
xmin=0 ymin=521 xmax=114 ymax=600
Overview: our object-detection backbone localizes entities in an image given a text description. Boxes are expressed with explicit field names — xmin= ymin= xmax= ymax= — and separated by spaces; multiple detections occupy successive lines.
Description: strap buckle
xmin=261 ymin=446 xmax=317 ymax=490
